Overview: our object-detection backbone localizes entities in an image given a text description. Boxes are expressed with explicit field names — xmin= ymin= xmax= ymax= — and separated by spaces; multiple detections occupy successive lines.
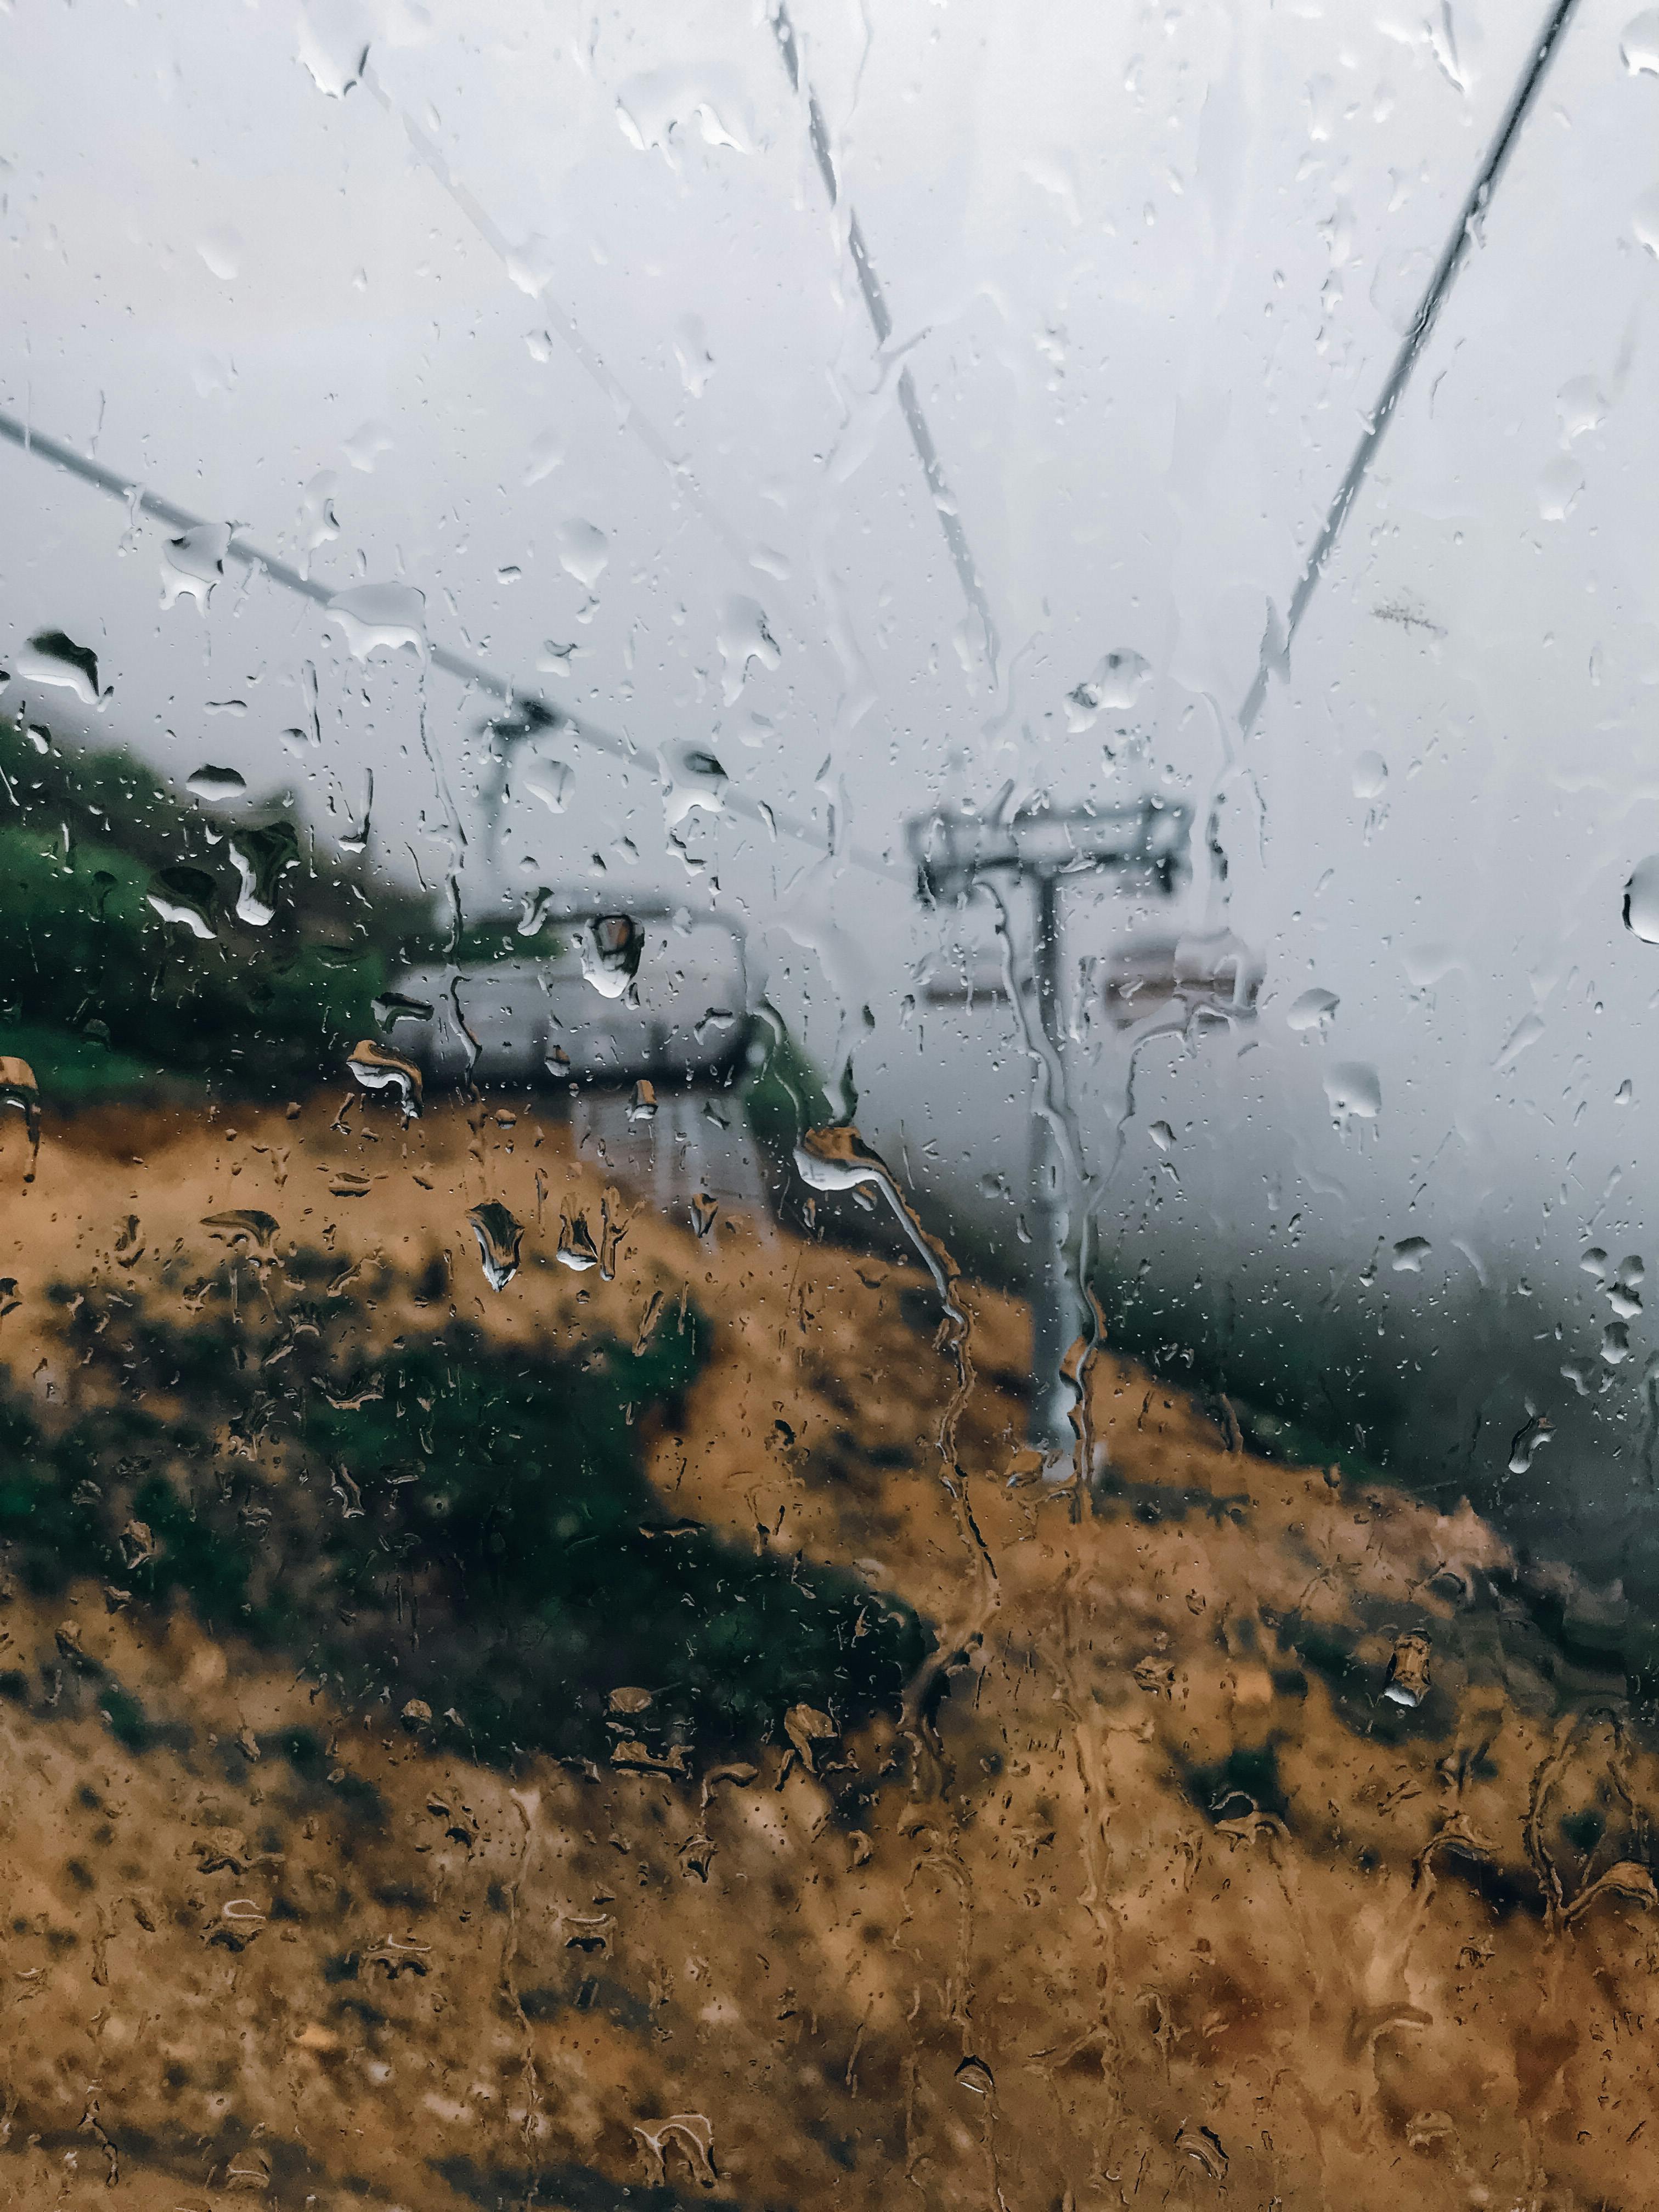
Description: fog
xmin=3 ymin=0 xmax=1658 ymax=1596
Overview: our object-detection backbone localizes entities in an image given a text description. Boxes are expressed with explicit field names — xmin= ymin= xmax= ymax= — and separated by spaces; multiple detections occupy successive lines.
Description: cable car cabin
xmin=388 ymin=906 xmax=754 ymax=1093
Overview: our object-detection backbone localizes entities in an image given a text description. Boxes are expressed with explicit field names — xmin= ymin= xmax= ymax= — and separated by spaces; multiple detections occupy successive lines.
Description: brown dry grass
xmin=0 ymin=1096 xmax=1654 ymax=2210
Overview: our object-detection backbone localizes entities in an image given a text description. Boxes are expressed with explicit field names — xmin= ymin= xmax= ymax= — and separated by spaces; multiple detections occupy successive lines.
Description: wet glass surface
xmin=2 ymin=3 xmax=1658 ymax=2205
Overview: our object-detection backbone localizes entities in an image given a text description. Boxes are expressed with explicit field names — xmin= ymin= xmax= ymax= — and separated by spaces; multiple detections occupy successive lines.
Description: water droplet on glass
xmin=188 ymin=765 xmax=246 ymax=803
xmin=522 ymin=756 xmax=573 ymax=815
xmin=146 ymin=866 xmax=220 ymax=939
xmin=1323 ymin=1063 xmax=1381 ymax=1124
xmin=16 ymin=630 xmax=105 ymax=707
xmin=1561 ymin=1357 xmax=1598 ymax=1398
xmin=1622 ymin=10 xmax=1659 ymax=76
xmin=629 ymin=1079 xmax=658 ymax=1122
xmin=1509 ymin=1413 xmax=1554 ymax=1474
xmin=196 ymin=224 xmax=241 ymax=281
xmin=1174 ymin=2123 xmax=1228 ymax=2183
xmin=1602 ymin=1322 xmax=1631 ymax=1366
xmin=346 ymin=1041 xmax=422 ymax=1118
xmin=516 ymin=885 xmax=556 ymax=939
xmin=467 ymin=1201 xmax=523 ymax=1292
xmin=228 ymin=823 xmax=300 ymax=928
xmin=659 ymin=744 xmax=729 ymax=829
xmin=690 ymin=1192 xmax=717 ymax=1238
xmin=343 ymin=417 xmax=394 ymax=473
xmin=373 ymin=990 xmax=435 ymax=1031
xmin=1402 ymin=941 xmax=1458 ymax=989
xmin=716 ymin=596 xmax=781 ymax=703
xmin=1382 ymin=1632 xmax=1432 ymax=1708
xmin=599 ymin=1189 xmax=628 ymax=1280
xmin=1581 ymin=1246 xmax=1610 ymax=1279
xmin=1633 ymin=187 xmax=1659 ymax=260
xmin=523 ymin=429 xmax=563 ymax=485
xmin=1286 ymin=987 xmax=1339 ymax=1034
xmin=297 ymin=0 xmax=371 ymax=97
xmin=579 ymin=914 xmax=643 ymax=1000
xmin=673 ymin=312 xmax=714 ymax=396
xmin=1391 ymin=1236 xmax=1431 ymax=1273
xmin=1148 ymin=1120 xmax=1174 ymax=1152
xmin=1623 ymin=855 xmax=1659 ymax=941
xmin=161 ymin=523 xmax=232 ymax=610
xmin=326 ymin=582 xmax=428 ymax=663
xmin=1494 ymin=1011 xmax=1545 ymax=1071
xmin=1351 ymin=750 xmax=1389 ymax=799
xmin=1065 ymin=647 xmax=1149 ymax=731
xmin=794 ymin=1125 xmax=965 ymax=1337
xmin=201 ymin=1209 xmax=280 ymax=1257
xmin=633 ymin=2115 xmax=716 ymax=2192
xmin=1537 ymin=455 xmax=1583 ymax=522
xmin=0 ymin=1056 xmax=42 ymax=1186
xmin=1557 ymin=375 xmax=1606 ymax=442
xmin=556 ymin=1207 xmax=600 ymax=1272
xmin=953 ymin=2055 xmax=995 ymax=2097
xmin=556 ymin=518 xmax=609 ymax=589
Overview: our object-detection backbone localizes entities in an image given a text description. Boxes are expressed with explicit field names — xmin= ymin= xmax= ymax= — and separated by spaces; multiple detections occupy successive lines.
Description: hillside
xmin=0 ymin=1094 xmax=1653 ymax=2209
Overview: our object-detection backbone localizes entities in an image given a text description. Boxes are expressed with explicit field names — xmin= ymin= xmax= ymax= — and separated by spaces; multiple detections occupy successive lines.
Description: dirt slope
xmin=0 ymin=1095 xmax=1654 ymax=2210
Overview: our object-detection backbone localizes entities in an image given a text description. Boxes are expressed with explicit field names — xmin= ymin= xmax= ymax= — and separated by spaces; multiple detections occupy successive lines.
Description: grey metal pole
xmin=1029 ymin=870 xmax=1075 ymax=1450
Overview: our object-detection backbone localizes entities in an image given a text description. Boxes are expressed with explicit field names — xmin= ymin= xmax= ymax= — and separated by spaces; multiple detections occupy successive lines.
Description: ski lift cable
xmin=354 ymin=62 xmax=907 ymax=890
xmin=0 ymin=404 xmax=906 ymax=884
xmin=1236 ymin=0 xmax=1583 ymax=738
xmin=358 ymin=63 xmax=764 ymax=588
xmin=769 ymin=1 xmax=1001 ymax=678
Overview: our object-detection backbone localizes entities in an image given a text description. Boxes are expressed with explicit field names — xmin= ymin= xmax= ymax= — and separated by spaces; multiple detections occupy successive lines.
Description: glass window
xmin=1 ymin=2 xmax=1654 ymax=2203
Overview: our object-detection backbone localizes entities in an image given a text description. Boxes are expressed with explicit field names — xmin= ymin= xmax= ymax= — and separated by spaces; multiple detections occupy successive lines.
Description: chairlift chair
xmin=388 ymin=902 xmax=767 ymax=1226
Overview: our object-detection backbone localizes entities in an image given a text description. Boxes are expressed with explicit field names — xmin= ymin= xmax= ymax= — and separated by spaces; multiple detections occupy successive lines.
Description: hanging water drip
xmin=659 ymin=743 xmax=729 ymax=830
xmin=794 ymin=1124 xmax=962 ymax=1330
xmin=580 ymin=913 xmax=644 ymax=1000
xmin=227 ymin=822 xmax=300 ymax=928
xmin=521 ymin=755 xmax=573 ymax=815
xmin=325 ymin=581 xmax=428 ymax=663
xmin=556 ymin=1206 xmax=601 ymax=1272
xmin=373 ymin=990 xmax=435 ymax=1032
xmin=146 ymin=866 xmax=221 ymax=939
xmin=0 ymin=1057 xmax=42 ymax=1187
xmin=187 ymin=765 xmax=247 ymax=802
xmin=201 ymin=1209 xmax=281 ymax=1260
xmin=15 ymin=630 xmax=106 ymax=708
xmin=1383 ymin=1633 xmax=1433 ymax=1709
xmin=346 ymin=1041 xmax=423 ymax=1118
xmin=467 ymin=1201 xmax=523 ymax=1291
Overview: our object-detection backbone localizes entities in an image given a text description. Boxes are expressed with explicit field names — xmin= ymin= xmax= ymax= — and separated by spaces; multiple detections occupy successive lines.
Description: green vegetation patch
xmin=0 ymin=1261 xmax=924 ymax=1769
xmin=0 ymin=715 xmax=440 ymax=1098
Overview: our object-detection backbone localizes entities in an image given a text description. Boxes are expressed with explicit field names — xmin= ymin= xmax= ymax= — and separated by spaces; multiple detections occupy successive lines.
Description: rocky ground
xmin=0 ymin=1092 xmax=1654 ymax=2209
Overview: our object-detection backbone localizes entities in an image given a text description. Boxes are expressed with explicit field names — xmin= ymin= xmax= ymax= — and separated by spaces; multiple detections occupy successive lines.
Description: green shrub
xmin=0 ymin=1270 xmax=925 ymax=1769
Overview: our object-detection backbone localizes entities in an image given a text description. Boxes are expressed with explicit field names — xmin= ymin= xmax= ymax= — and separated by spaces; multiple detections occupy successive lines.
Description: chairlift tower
xmin=909 ymin=800 xmax=1191 ymax=1452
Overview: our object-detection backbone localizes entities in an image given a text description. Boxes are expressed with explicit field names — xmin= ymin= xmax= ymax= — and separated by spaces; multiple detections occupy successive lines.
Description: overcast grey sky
xmin=3 ymin=0 xmax=1658 ymax=1571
